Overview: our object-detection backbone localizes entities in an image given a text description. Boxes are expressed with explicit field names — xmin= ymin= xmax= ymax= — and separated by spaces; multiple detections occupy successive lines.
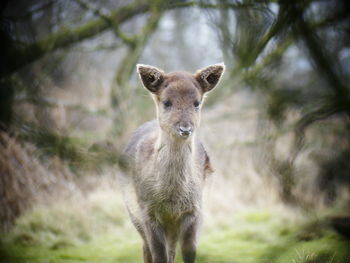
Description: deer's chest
xmin=147 ymin=158 xmax=200 ymax=217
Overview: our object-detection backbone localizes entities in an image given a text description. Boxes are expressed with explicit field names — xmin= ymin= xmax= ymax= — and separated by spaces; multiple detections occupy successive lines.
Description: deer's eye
xmin=194 ymin=101 xmax=200 ymax=109
xmin=163 ymin=100 xmax=172 ymax=109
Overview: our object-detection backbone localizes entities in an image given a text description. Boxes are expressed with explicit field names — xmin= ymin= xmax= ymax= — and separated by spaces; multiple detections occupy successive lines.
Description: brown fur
xmin=122 ymin=63 xmax=224 ymax=263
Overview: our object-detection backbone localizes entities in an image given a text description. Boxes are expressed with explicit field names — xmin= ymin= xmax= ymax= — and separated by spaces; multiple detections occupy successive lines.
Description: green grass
xmin=1 ymin=197 xmax=349 ymax=263
xmin=0 ymin=233 xmax=142 ymax=263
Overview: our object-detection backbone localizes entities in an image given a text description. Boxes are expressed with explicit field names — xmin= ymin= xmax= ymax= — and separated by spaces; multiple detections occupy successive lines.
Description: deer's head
xmin=137 ymin=63 xmax=225 ymax=140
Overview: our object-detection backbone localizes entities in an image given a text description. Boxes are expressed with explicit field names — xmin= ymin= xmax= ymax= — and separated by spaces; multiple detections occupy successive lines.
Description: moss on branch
xmin=5 ymin=2 xmax=149 ymax=76
xmin=5 ymin=0 xmax=266 ymax=77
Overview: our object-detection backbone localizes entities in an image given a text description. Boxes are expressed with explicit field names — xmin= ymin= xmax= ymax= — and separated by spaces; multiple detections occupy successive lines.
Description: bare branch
xmin=111 ymin=1 xmax=163 ymax=108
xmin=240 ymin=35 xmax=293 ymax=81
xmin=4 ymin=0 xmax=264 ymax=77
xmin=289 ymin=3 xmax=350 ymax=104
xmin=168 ymin=1 xmax=267 ymax=10
xmin=237 ymin=5 xmax=350 ymax=82
xmin=70 ymin=43 xmax=123 ymax=52
xmin=5 ymin=1 xmax=149 ymax=77
xmin=73 ymin=0 xmax=136 ymax=46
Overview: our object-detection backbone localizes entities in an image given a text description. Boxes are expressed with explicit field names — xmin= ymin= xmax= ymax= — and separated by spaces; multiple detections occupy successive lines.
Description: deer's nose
xmin=179 ymin=125 xmax=193 ymax=137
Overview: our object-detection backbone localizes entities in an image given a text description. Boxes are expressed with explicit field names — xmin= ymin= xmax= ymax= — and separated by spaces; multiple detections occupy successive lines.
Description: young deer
xmin=122 ymin=63 xmax=225 ymax=263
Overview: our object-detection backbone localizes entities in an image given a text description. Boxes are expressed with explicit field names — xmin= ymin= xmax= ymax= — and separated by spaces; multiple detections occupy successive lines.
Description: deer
xmin=121 ymin=63 xmax=225 ymax=263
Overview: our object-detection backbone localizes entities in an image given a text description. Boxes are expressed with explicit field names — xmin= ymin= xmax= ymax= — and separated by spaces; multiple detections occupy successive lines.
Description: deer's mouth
xmin=177 ymin=126 xmax=193 ymax=138
xmin=179 ymin=129 xmax=192 ymax=137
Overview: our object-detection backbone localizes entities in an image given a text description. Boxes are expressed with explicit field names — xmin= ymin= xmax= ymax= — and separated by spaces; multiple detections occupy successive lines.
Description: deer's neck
xmin=156 ymin=130 xmax=194 ymax=161
xmin=153 ymin=129 xmax=200 ymax=212
xmin=153 ymin=130 xmax=196 ymax=187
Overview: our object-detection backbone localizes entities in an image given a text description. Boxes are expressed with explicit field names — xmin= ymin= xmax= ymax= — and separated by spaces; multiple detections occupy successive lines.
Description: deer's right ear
xmin=137 ymin=64 xmax=164 ymax=93
xmin=195 ymin=63 xmax=225 ymax=93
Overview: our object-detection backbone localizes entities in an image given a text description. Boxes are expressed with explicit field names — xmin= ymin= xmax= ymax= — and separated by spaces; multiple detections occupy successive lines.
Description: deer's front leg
xmin=180 ymin=213 xmax=200 ymax=263
xmin=165 ymin=229 xmax=179 ymax=263
xmin=143 ymin=243 xmax=153 ymax=263
xmin=145 ymin=219 xmax=168 ymax=263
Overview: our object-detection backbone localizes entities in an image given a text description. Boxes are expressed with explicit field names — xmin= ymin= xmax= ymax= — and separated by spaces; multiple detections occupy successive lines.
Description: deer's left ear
xmin=195 ymin=63 xmax=225 ymax=93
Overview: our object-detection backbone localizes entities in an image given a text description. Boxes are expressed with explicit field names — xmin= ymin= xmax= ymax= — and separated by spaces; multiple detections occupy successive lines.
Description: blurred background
xmin=1 ymin=0 xmax=350 ymax=262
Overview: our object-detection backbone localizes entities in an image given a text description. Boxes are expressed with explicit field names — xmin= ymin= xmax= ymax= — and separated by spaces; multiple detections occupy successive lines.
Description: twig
xmin=73 ymin=0 xmax=136 ymax=46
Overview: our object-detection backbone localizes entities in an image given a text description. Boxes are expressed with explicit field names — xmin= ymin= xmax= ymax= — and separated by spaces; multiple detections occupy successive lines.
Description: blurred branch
xmin=289 ymin=2 xmax=350 ymax=112
xmin=73 ymin=0 xmax=136 ymax=46
xmin=114 ymin=11 xmax=162 ymax=85
xmin=169 ymin=0 xmax=278 ymax=10
xmin=73 ymin=0 xmax=107 ymax=17
xmin=4 ymin=1 xmax=150 ymax=77
xmin=111 ymin=1 xmax=163 ymax=108
xmin=312 ymin=5 xmax=350 ymax=28
xmin=4 ymin=0 xmax=266 ymax=78
xmin=238 ymin=3 xmax=350 ymax=84
xmin=70 ymin=43 xmax=123 ymax=52
xmin=239 ymin=4 xmax=289 ymax=68
xmin=296 ymin=102 xmax=349 ymax=137
xmin=4 ymin=0 xmax=349 ymax=79
xmin=290 ymin=100 xmax=350 ymax=167
xmin=240 ymin=35 xmax=293 ymax=82
xmin=4 ymin=0 xmax=57 ymax=21
xmin=284 ymin=1 xmax=350 ymax=166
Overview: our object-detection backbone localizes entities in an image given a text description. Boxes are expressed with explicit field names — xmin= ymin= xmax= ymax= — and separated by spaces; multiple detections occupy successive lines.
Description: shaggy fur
xmin=122 ymin=63 xmax=225 ymax=263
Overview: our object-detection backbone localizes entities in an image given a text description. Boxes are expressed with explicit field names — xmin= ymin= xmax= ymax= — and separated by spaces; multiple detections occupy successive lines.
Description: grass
xmin=0 ymin=233 xmax=142 ymax=263
xmin=1 ymin=195 xmax=349 ymax=263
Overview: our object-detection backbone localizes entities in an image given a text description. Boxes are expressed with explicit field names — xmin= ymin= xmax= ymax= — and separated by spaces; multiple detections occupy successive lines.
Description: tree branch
xmin=241 ymin=4 xmax=289 ymax=68
xmin=237 ymin=3 xmax=350 ymax=83
xmin=289 ymin=2 xmax=350 ymax=113
xmin=4 ymin=0 xmax=261 ymax=78
xmin=240 ymin=35 xmax=293 ymax=82
xmin=73 ymin=0 xmax=136 ymax=46
xmin=5 ymin=1 xmax=149 ymax=77
xmin=111 ymin=1 xmax=163 ymax=108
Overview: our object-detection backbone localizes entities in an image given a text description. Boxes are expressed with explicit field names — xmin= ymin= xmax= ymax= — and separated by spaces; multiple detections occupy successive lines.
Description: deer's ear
xmin=195 ymin=63 xmax=225 ymax=93
xmin=137 ymin=64 xmax=164 ymax=93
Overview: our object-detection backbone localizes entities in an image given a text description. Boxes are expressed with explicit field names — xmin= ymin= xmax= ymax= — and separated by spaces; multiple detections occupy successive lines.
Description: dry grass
xmin=0 ymin=132 xmax=76 ymax=232
xmin=2 ymin=173 xmax=131 ymax=248
xmin=200 ymin=90 xmax=292 ymax=224
xmin=200 ymin=89 xmax=350 ymax=218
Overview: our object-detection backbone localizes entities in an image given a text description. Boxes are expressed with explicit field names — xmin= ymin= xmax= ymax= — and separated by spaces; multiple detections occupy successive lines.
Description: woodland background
xmin=1 ymin=0 xmax=350 ymax=262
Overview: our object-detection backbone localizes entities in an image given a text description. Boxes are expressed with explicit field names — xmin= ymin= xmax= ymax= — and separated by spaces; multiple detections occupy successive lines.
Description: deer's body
xmin=122 ymin=64 xmax=224 ymax=263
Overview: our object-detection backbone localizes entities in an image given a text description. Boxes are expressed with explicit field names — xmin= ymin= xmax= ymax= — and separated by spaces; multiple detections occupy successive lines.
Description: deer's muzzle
xmin=178 ymin=124 xmax=193 ymax=137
